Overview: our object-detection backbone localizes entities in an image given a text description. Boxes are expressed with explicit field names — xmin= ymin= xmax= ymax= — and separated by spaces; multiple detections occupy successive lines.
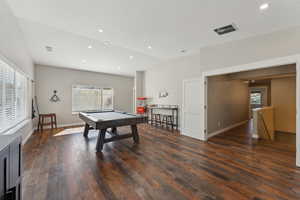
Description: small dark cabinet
xmin=0 ymin=137 xmax=22 ymax=200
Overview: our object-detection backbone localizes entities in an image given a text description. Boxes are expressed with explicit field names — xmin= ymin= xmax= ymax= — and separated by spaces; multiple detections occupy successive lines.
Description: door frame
xmin=249 ymin=86 xmax=269 ymax=119
xmin=201 ymin=54 xmax=300 ymax=167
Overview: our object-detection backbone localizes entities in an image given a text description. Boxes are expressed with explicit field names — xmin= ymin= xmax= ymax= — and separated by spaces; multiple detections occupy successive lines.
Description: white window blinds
xmin=102 ymin=88 xmax=114 ymax=110
xmin=0 ymin=59 xmax=27 ymax=133
xmin=72 ymin=85 xmax=113 ymax=112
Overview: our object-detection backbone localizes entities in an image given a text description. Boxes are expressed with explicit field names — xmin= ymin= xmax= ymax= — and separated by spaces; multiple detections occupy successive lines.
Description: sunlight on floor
xmin=53 ymin=127 xmax=84 ymax=137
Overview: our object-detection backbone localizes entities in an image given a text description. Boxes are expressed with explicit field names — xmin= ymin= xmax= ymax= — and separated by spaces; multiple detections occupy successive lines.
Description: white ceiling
xmin=6 ymin=0 xmax=300 ymax=76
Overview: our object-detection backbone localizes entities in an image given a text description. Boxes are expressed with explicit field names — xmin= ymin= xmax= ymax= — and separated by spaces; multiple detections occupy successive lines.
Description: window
xmin=102 ymin=88 xmax=114 ymax=110
xmin=250 ymin=92 xmax=262 ymax=105
xmin=0 ymin=59 xmax=27 ymax=133
xmin=72 ymin=85 xmax=113 ymax=112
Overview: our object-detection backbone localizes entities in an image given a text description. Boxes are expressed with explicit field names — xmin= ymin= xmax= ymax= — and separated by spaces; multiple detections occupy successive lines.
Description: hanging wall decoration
xmin=50 ymin=90 xmax=60 ymax=102
xmin=159 ymin=91 xmax=168 ymax=98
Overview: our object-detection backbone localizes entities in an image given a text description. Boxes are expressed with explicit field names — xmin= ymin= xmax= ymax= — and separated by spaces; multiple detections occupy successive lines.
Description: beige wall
xmin=0 ymin=0 xmax=34 ymax=142
xmin=207 ymin=76 xmax=249 ymax=134
xmin=271 ymin=77 xmax=296 ymax=133
xmin=35 ymin=64 xmax=134 ymax=126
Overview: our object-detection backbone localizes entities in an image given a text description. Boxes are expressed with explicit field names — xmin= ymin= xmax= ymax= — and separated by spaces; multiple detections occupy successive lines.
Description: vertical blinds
xmin=72 ymin=85 xmax=113 ymax=112
xmin=0 ymin=59 xmax=27 ymax=133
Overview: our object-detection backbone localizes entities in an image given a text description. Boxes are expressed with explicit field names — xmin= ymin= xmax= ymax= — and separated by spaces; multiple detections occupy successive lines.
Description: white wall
xmin=145 ymin=53 xmax=201 ymax=106
xmin=146 ymin=26 xmax=300 ymax=102
xmin=0 ymin=0 xmax=34 ymax=142
xmin=200 ymin=26 xmax=300 ymax=70
xmin=35 ymin=64 xmax=134 ymax=126
xmin=145 ymin=26 xmax=300 ymax=129
xmin=0 ymin=0 xmax=33 ymax=79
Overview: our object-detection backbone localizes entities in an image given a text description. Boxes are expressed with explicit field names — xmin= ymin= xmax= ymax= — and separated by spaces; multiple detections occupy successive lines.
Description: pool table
xmin=79 ymin=110 xmax=148 ymax=151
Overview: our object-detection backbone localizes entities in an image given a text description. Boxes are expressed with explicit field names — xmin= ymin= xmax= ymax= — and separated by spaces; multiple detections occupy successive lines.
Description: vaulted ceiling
xmin=7 ymin=0 xmax=300 ymax=76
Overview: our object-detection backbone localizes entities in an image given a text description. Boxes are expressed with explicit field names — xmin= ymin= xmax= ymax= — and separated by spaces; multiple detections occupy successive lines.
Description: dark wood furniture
xmin=162 ymin=115 xmax=174 ymax=129
xmin=149 ymin=105 xmax=179 ymax=130
xmin=79 ymin=110 xmax=148 ymax=152
xmin=152 ymin=114 xmax=162 ymax=126
xmin=37 ymin=113 xmax=57 ymax=132
xmin=0 ymin=136 xmax=22 ymax=200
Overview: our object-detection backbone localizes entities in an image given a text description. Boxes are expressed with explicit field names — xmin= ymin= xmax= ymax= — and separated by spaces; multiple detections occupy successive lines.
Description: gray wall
xmin=207 ymin=75 xmax=249 ymax=134
xmin=0 ymin=0 xmax=34 ymax=142
xmin=35 ymin=64 xmax=134 ymax=126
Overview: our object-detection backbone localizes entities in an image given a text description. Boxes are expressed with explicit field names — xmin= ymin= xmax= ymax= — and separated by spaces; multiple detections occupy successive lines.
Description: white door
xmin=181 ymin=78 xmax=206 ymax=140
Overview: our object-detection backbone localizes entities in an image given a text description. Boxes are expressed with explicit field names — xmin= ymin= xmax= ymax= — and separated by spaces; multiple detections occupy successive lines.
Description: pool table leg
xmin=96 ymin=129 xmax=107 ymax=152
xmin=131 ymin=125 xmax=139 ymax=144
xmin=83 ymin=123 xmax=90 ymax=137
xmin=111 ymin=127 xmax=117 ymax=135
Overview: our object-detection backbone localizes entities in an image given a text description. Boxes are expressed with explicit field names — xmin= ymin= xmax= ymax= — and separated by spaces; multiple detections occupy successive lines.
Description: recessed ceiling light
xmin=82 ymin=59 xmax=86 ymax=63
xmin=98 ymin=29 xmax=104 ymax=33
xmin=103 ymin=41 xmax=111 ymax=46
xmin=147 ymin=45 xmax=152 ymax=49
xmin=129 ymin=56 xmax=134 ymax=60
xmin=88 ymin=45 xmax=92 ymax=49
xmin=117 ymin=66 xmax=121 ymax=70
xmin=260 ymin=3 xmax=269 ymax=11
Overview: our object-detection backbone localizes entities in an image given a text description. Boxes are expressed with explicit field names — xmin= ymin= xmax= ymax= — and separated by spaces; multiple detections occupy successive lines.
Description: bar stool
xmin=38 ymin=113 xmax=57 ymax=132
xmin=154 ymin=114 xmax=162 ymax=126
xmin=162 ymin=115 xmax=174 ymax=130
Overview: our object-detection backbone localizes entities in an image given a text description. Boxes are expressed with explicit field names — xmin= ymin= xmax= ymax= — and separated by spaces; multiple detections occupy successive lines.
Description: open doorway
xmin=204 ymin=62 xmax=298 ymax=165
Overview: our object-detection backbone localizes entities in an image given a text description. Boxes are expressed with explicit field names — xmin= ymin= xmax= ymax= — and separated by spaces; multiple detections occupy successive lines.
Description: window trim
xmin=71 ymin=85 xmax=114 ymax=113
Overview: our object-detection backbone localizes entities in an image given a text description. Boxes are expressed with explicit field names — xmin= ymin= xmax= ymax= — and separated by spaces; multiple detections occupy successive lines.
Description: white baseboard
xmin=22 ymin=129 xmax=34 ymax=145
xmin=208 ymin=120 xmax=249 ymax=139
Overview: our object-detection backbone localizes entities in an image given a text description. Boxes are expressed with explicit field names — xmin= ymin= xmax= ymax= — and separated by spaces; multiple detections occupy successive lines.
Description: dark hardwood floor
xmin=22 ymin=123 xmax=300 ymax=200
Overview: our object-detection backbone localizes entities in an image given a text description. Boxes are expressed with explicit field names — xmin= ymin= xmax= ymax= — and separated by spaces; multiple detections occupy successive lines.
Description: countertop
xmin=0 ymin=120 xmax=28 ymax=152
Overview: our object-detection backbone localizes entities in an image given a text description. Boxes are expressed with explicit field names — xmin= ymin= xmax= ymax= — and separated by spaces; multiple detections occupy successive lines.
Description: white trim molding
xmin=207 ymin=120 xmax=249 ymax=139
xmin=296 ymin=58 xmax=300 ymax=167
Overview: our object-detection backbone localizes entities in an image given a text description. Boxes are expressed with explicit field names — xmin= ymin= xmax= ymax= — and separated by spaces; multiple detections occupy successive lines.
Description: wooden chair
xmin=38 ymin=113 xmax=57 ymax=132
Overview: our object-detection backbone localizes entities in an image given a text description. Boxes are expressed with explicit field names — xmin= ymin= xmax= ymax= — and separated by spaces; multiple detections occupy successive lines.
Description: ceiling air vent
xmin=214 ymin=24 xmax=237 ymax=35
xmin=45 ymin=46 xmax=53 ymax=52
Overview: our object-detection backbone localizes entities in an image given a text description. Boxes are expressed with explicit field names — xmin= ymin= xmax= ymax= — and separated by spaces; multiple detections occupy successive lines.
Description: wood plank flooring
xmin=22 ymin=123 xmax=300 ymax=200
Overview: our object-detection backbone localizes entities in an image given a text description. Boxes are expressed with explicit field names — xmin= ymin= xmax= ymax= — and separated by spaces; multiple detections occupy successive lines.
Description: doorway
xmin=249 ymin=86 xmax=268 ymax=118
xmin=202 ymin=56 xmax=300 ymax=167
